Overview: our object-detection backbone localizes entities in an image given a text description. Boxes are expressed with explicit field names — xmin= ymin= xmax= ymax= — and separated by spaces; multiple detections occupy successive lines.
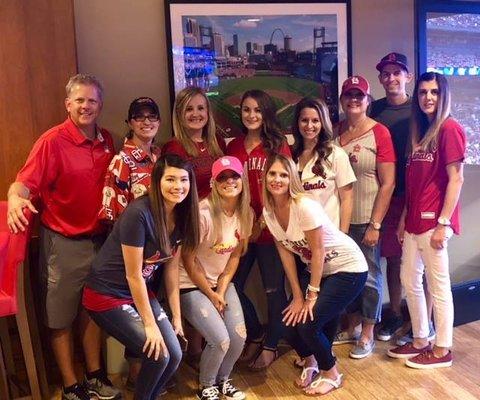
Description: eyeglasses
xmin=343 ymin=91 xmax=366 ymax=100
xmin=132 ymin=115 xmax=159 ymax=122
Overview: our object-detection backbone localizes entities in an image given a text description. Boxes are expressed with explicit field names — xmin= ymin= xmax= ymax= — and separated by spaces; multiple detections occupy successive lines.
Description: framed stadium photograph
xmin=165 ymin=0 xmax=351 ymax=138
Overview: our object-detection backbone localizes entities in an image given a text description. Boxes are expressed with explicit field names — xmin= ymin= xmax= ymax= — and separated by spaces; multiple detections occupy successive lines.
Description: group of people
xmin=6 ymin=51 xmax=465 ymax=400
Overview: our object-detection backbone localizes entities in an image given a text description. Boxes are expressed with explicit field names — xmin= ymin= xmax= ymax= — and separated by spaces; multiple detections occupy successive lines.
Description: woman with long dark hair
xmin=226 ymin=89 xmax=291 ymax=370
xmin=262 ymin=154 xmax=367 ymax=395
xmin=387 ymin=72 xmax=465 ymax=368
xmin=291 ymin=97 xmax=355 ymax=232
xmin=83 ymin=154 xmax=200 ymax=400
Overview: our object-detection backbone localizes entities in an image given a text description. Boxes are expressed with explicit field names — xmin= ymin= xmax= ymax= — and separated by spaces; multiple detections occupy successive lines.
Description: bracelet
xmin=307 ymin=284 xmax=320 ymax=293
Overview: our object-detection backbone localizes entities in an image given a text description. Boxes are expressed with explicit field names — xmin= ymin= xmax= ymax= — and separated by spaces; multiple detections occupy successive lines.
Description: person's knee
xmin=206 ymin=336 xmax=230 ymax=354
xmin=168 ymin=343 xmax=183 ymax=368
xmin=233 ymin=322 xmax=247 ymax=346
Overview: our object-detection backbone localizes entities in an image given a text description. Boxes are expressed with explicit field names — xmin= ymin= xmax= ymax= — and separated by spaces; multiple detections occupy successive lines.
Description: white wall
xmin=74 ymin=0 xmax=479 ymax=286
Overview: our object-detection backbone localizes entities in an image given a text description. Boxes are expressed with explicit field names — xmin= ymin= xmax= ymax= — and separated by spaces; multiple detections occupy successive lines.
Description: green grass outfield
xmin=207 ymin=75 xmax=326 ymax=136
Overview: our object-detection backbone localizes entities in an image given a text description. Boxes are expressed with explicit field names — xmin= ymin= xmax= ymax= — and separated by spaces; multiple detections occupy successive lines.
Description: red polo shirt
xmin=16 ymin=118 xmax=114 ymax=237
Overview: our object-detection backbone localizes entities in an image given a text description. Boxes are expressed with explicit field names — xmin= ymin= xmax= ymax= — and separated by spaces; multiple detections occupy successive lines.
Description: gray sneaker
xmin=396 ymin=323 xmax=436 ymax=346
xmin=62 ymin=383 xmax=91 ymax=400
xmin=333 ymin=330 xmax=360 ymax=345
xmin=85 ymin=376 xmax=122 ymax=400
xmin=349 ymin=340 xmax=375 ymax=359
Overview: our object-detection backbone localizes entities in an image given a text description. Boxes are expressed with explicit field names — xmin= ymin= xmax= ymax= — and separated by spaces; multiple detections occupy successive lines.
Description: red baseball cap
xmin=341 ymin=76 xmax=370 ymax=97
xmin=211 ymin=156 xmax=244 ymax=180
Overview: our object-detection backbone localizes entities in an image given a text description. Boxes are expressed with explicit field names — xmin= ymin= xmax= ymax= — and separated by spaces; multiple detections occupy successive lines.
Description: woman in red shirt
xmin=99 ymin=97 xmax=161 ymax=223
xmin=388 ymin=72 xmax=465 ymax=369
xmin=226 ymin=89 xmax=291 ymax=369
xmin=162 ymin=87 xmax=225 ymax=199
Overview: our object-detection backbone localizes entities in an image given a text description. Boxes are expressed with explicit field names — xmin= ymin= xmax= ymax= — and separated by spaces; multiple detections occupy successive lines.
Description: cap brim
xmin=376 ymin=60 xmax=409 ymax=73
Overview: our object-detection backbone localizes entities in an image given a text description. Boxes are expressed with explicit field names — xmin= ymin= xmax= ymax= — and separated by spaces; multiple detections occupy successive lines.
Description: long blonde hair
xmin=203 ymin=173 xmax=253 ymax=255
xmin=172 ymin=87 xmax=223 ymax=157
xmin=410 ymin=72 xmax=451 ymax=153
xmin=262 ymin=154 xmax=306 ymax=213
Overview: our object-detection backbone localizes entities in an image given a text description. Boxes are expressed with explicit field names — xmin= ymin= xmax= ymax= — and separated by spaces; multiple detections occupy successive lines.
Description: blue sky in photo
xmin=182 ymin=14 xmax=337 ymax=54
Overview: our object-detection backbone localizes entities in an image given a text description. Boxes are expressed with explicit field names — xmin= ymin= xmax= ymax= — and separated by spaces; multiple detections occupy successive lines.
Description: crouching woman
xmin=180 ymin=156 xmax=253 ymax=400
xmin=83 ymin=154 xmax=200 ymax=400
xmin=262 ymin=154 xmax=368 ymax=396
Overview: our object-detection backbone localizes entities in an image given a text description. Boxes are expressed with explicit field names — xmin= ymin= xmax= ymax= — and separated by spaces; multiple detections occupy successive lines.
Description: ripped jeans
xmin=181 ymin=283 xmax=246 ymax=387
xmin=88 ymin=297 xmax=182 ymax=400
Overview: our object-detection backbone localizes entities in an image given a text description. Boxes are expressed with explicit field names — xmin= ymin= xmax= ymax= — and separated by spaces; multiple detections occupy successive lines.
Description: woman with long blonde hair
xmin=387 ymin=72 xmax=465 ymax=369
xmin=162 ymin=86 xmax=225 ymax=199
xmin=262 ymin=154 xmax=367 ymax=395
xmin=179 ymin=156 xmax=253 ymax=400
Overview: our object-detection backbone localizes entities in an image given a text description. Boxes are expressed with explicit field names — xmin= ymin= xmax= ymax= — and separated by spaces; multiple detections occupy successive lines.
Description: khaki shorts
xmin=39 ymin=226 xmax=104 ymax=329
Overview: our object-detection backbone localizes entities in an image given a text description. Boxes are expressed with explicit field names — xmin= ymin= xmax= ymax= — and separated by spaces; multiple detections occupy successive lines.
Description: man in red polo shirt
xmin=7 ymin=74 xmax=121 ymax=400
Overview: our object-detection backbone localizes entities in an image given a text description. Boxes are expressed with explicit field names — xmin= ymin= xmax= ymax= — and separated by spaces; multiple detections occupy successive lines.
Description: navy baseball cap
xmin=376 ymin=52 xmax=409 ymax=73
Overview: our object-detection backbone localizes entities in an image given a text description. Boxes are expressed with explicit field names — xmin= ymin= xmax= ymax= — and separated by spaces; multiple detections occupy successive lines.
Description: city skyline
xmin=182 ymin=14 xmax=337 ymax=55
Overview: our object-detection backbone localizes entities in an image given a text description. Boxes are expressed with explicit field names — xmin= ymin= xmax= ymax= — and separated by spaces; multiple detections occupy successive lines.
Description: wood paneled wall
xmin=0 ymin=0 xmax=77 ymax=199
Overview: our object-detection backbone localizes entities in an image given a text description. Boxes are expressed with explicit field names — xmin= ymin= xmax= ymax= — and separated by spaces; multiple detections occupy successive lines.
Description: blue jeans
xmin=287 ymin=270 xmax=367 ymax=371
xmin=88 ymin=298 xmax=182 ymax=400
xmin=181 ymin=283 xmax=246 ymax=386
xmin=346 ymin=224 xmax=383 ymax=323
xmin=232 ymin=243 xmax=288 ymax=349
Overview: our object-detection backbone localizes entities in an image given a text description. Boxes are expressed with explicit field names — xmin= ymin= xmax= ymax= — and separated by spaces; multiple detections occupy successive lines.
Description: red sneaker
xmin=406 ymin=350 xmax=453 ymax=369
xmin=387 ymin=343 xmax=432 ymax=359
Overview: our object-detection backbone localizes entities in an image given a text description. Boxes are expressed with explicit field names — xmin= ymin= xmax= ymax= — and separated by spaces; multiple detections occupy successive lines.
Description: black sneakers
xmin=62 ymin=383 xmax=91 ymax=400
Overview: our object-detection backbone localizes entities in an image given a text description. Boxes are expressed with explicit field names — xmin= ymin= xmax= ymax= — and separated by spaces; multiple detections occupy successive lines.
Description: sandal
xmin=249 ymin=347 xmax=279 ymax=370
xmin=294 ymin=366 xmax=319 ymax=388
xmin=304 ymin=373 xmax=343 ymax=396
xmin=293 ymin=357 xmax=306 ymax=369
xmin=238 ymin=336 xmax=264 ymax=363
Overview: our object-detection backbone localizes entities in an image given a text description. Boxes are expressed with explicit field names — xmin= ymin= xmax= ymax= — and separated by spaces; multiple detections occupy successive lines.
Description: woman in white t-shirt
xmin=291 ymin=97 xmax=356 ymax=232
xmin=179 ymin=156 xmax=254 ymax=400
xmin=262 ymin=154 xmax=368 ymax=396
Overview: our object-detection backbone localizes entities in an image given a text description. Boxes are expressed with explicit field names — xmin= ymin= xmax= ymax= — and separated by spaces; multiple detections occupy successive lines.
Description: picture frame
xmin=165 ymin=0 xmax=351 ymax=137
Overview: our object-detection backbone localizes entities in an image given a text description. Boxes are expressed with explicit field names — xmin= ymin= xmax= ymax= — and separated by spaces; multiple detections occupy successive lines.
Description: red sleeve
xmin=98 ymin=154 xmax=132 ymax=222
xmin=280 ymin=139 xmax=292 ymax=157
xmin=439 ymin=119 xmax=466 ymax=165
xmin=16 ymin=133 xmax=57 ymax=197
xmin=373 ymin=124 xmax=396 ymax=163
xmin=161 ymin=139 xmax=189 ymax=159
xmin=226 ymin=137 xmax=242 ymax=157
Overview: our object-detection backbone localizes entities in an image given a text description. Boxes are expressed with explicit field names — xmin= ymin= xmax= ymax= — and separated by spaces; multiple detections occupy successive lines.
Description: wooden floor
xmin=47 ymin=321 xmax=480 ymax=400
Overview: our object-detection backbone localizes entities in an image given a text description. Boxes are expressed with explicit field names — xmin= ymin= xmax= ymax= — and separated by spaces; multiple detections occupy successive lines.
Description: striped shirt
xmin=337 ymin=123 xmax=396 ymax=224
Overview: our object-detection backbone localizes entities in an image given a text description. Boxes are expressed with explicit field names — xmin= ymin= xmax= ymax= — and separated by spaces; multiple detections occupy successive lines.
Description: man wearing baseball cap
xmin=370 ymin=53 xmax=430 ymax=344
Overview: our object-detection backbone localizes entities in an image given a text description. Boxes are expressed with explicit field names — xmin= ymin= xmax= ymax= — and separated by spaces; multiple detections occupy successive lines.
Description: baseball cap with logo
xmin=127 ymin=97 xmax=160 ymax=121
xmin=376 ymin=52 xmax=409 ymax=73
xmin=340 ymin=76 xmax=370 ymax=97
xmin=211 ymin=156 xmax=244 ymax=180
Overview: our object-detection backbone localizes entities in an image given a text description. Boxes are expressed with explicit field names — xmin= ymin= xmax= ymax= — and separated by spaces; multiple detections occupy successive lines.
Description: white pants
xmin=400 ymin=228 xmax=454 ymax=347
